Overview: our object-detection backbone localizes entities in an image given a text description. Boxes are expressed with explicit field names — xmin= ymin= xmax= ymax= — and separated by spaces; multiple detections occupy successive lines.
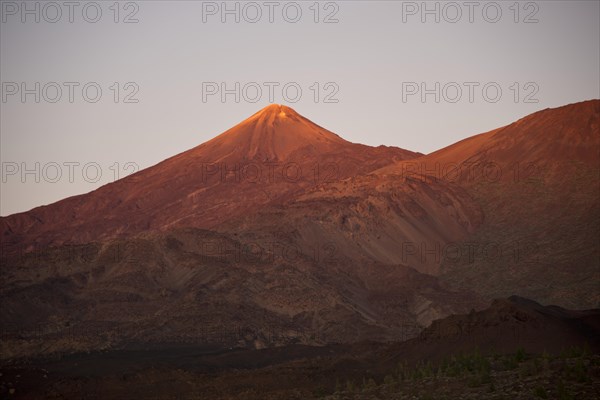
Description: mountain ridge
xmin=0 ymin=100 xmax=598 ymax=362
xmin=0 ymin=104 xmax=420 ymax=248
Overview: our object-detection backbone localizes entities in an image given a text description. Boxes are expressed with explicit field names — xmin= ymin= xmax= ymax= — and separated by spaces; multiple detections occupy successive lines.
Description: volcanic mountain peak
xmin=242 ymin=103 xmax=331 ymax=132
xmin=250 ymin=103 xmax=296 ymax=119
xmin=202 ymin=104 xmax=348 ymax=161
xmin=0 ymin=103 xmax=420 ymax=245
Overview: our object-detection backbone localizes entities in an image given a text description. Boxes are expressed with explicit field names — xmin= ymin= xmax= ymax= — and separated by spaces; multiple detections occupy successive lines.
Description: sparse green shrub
xmin=533 ymin=386 xmax=548 ymax=398
xmin=573 ymin=358 xmax=589 ymax=383
xmin=345 ymin=380 xmax=355 ymax=393
xmin=361 ymin=377 xmax=376 ymax=390
xmin=312 ymin=385 xmax=327 ymax=398
xmin=414 ymin=368 xmax=424 ymax=380
xmin=502 ymin=355 xmax=518 ymax=370
xmin=533 ymin=356 xmax=541 ymax=372
xmin=467 ymin=375 xmax=481 ymax=387
xmin=397 ymin=361 xmax=409 ymax=381
xmin=515 ymin=347 xmax=527 ymax=362
xmin=334 ymin=378 xmax=342 ymax=393
xmin=556 ymin=379 xmax=573 ymax=400
xmin=383 ymin=374 xmax=395 ymax=385
xmin=480 ymin=370 xmax=492 ymax=385
xmin=519 ymin=360 xmax=535 ymax=378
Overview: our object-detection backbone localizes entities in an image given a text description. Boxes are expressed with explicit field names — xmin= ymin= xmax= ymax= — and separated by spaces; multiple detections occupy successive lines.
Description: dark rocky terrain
xmin=1 ymin=296 xmax=598 ymax=399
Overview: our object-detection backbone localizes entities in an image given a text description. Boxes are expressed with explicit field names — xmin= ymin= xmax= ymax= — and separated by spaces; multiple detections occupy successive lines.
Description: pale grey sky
xmin=1 ymin=0 xmax=599 ymax=216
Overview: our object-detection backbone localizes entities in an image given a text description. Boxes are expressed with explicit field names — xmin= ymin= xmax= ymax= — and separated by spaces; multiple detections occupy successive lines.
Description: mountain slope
xmin=0 ymin=101 xmax=598 ymax=361
xmin=0 ymin=105 xmax=483 ymax=359
xmin=232 ymin=101 xmax=599 ymax=282
xmin=0 ymin=227 xmax=485 ymax=359
xmin=378 ymin=100 xmax=600 ymax=308
xmin=224 ymin=173 xmax=483 ymax=275
xmin=0 ymin=105 xmax=419 ymax=249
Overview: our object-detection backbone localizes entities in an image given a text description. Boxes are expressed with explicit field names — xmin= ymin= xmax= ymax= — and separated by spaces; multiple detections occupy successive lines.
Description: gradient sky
xmin=1 ymin=0 xmax=599 ymax=216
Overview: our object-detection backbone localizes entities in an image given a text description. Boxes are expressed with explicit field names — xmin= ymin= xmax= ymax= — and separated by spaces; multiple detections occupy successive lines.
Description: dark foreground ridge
xmin=1 ymin=296 xmax=598 ymax=399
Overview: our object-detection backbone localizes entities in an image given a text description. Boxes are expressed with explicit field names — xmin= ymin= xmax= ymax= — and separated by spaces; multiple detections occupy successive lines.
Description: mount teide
xmin=0 ymin=101 xmax=598 ymax=359
xmin=1 ymin=104 xmax=418 ymax=248
xmin=1 ymin=104 xmax=482 ymax=358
